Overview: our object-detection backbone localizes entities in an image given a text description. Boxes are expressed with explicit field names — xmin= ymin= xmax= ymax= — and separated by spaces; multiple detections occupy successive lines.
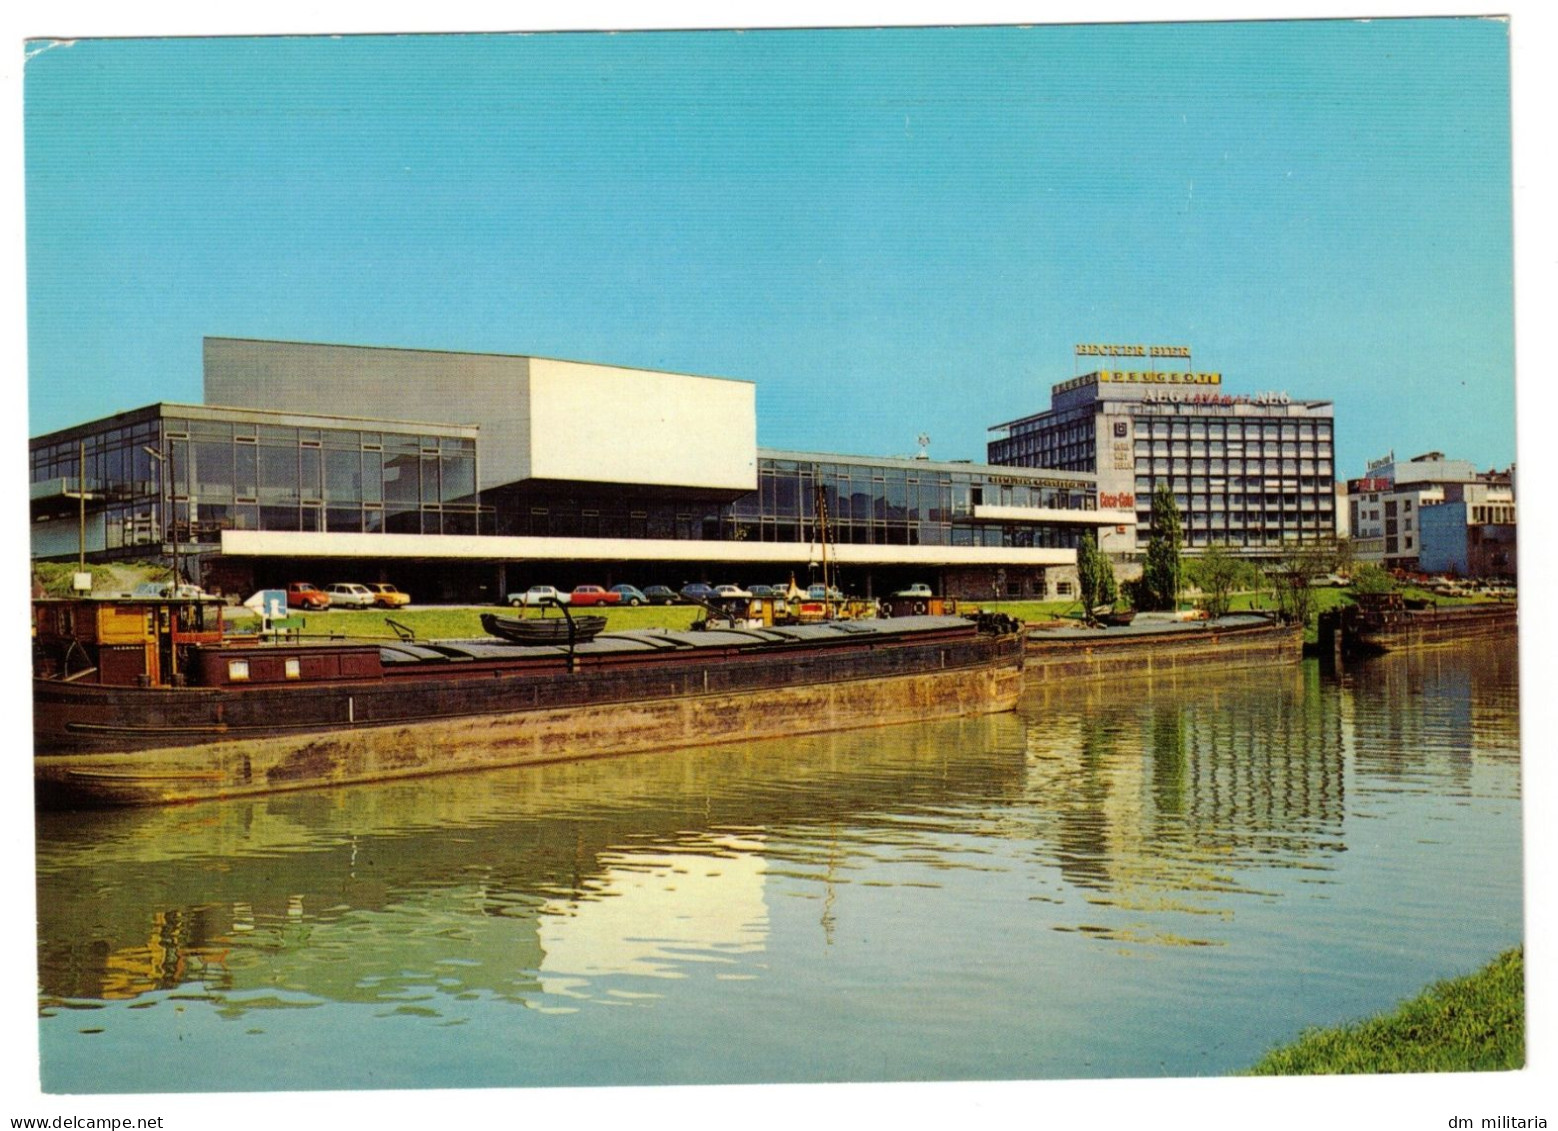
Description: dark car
xmin=643 ymin=585 xmax=680 ymax=605
xmin=679 ymin=583 xmax=717 ymax=604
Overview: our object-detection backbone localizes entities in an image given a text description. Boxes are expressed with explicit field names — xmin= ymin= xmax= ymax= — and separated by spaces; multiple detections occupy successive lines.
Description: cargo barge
xmin=1319 ymin=592 xmax=1517 ymax=656
xmin=1023 ymin=613 xmax=1304 ymax=681
xmin=32 ymin=597 xmax=1025 ymax=808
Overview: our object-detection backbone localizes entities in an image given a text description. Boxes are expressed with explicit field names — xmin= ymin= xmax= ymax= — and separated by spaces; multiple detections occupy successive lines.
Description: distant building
xmin=987 ymin=344 xmax=1337 ymax=557
xmin=1346 ymin=451 xmax=1515 ymax=577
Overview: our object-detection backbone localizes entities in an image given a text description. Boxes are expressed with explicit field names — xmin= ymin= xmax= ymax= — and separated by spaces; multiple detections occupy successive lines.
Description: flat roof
xmin=988 ymin=397 xmax=1335 ymax=432
xmin=759 ymin=447 xmax=1095 ymax=483
xmin=30 ymin=402 xmax=481 ymax=446
xmin=205 ymin=336 xmax=756 ymax=387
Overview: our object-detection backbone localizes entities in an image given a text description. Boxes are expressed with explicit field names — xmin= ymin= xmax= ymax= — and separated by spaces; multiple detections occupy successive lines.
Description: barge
xmin=32 ymin=597 xmax=1025 ymax=808
xmin=1023 ymin=613 xmax=1304 ymax=681
xmin=1320 ymin=592 xmax=1517 ymax=656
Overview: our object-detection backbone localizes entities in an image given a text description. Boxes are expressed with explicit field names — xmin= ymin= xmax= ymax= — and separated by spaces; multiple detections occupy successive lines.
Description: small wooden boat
xmin=480 ymin=612 xmax=607 ymax=644
xmin=1097 ymin=609 xmax=1137 ymax=627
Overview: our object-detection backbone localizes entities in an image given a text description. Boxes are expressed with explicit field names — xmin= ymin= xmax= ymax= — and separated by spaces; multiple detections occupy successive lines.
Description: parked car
xmin=1308 ymin=574 xmax=1349 ymax=588
xmin=679 ymin=583 xmax=717 ymax=603
xmin=366 ymin=582 xmax=411 ymax=608
xmin=324 ymin=582 xmax=376 ymax=608
xmin=286 ymin=581 xmax=331 ymax=610
xmin=714 ymin=584 xmax=753 ymax=599
xmin=569 ymin=585 xmax=622 ymax=607
xmin=893 ymin=583 xmax=934 ymax=597
xmin=747 ymin=584 xmax=778 ymax=598
xmin=643 ymin=585 xmax=681 ymax=605
xmin=508 ymin=585 xmax=569 ymax=608
xmin=806 ymin=585 xmax=845 ymax=601
xmin=610 ymin=584 xmax=648 ymax=607
xmin=131 ymin=582 xmax=211 ymax=600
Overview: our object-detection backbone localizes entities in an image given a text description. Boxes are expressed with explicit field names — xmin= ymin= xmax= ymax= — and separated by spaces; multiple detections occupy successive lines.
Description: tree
xmin=1187 ymin=542 xmax=1241 ymax=619
xmin=1076 ymin=531 xmax=1117 ymax=619
xmin=1348 ymin=562 xmax=1397 ymax=595
xmin=1139 ymin=483 xmax=1184 ymax=611
xmin=1265 ymin=538 xmax=1340 ymax=625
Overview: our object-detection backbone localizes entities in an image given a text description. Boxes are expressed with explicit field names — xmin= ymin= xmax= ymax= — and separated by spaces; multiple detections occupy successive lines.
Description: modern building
xmin=30 ymin=338 xmax=1134 ymax=602
xmin=1347 ymin=451 xmax=1515 ymax=577
xmin=987 ymin=344 xmax=1337 ymax=558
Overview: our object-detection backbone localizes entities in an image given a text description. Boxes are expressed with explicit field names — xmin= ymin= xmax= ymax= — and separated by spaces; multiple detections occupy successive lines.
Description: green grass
xmin=1246 ymin=948 xmax=1525 ymax=1075
xmin=226 ymin=584 xmax=1513 ymax=643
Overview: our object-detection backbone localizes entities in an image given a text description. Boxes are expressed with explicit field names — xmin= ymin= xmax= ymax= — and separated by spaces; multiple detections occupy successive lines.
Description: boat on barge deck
xmin=32 ymin=597 xmax=1025 ymax=808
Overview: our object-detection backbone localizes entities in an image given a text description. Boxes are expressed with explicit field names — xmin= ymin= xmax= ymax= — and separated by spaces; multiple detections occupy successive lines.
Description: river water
xmin=35 ymin=640 xmax=1522 ymax=1093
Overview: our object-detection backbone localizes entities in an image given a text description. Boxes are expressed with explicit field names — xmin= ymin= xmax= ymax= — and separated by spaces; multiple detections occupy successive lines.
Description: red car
xmin=286 ymin=581 xmax=331 ymax=610
xmin=568 ymin=585 xmax=622 ymax=607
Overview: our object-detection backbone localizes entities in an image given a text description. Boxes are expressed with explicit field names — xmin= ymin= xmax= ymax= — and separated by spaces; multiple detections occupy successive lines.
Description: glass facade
xmin=487 ymin=455 xmax=1096 ymax=549
xmin=33 ymin=410 xmax=1099 ymax=561
xmin=30 ymin=406 xmax=483 ymax=556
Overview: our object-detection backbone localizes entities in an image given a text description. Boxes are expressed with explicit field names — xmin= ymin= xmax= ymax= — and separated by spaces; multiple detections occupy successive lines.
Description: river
xmin=35 ymin=639 xmax=1522 ymax=1093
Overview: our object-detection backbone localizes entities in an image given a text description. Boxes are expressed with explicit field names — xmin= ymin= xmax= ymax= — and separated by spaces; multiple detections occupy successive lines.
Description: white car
xmin=509 ymin=585 xmax=570 ymax=607
xmin=893 ymin=583 xmax=934 ymax=598
xmin=713 ymin=584 xmax=753 ymax=599
xmin=324 ymin=582 xmax=376 ymax=608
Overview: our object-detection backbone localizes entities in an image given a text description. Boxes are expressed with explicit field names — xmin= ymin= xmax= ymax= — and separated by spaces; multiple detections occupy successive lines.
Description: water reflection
xmin=37 ymin=714 xmax=1027 ymax=1015
xmin=36 ymin=641 xmax=1522 ymax=1090
xmin=1015 ymin=664 xmax=1348 ymax=944
xmin=1339 ymin=643 xmax=1520 ymax=789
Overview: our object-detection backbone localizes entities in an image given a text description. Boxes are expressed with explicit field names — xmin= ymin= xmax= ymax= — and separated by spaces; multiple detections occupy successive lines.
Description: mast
xmin=814 ymin=478 xmax=832 ymax=597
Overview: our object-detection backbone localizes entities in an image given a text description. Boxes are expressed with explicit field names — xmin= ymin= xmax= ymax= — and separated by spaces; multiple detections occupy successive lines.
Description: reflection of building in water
xmin=37 ymin=716 xmax=1024 ymax=1009
xmin=1019 ymin=665 xmax=1347 ymax=915
xmin=1341 ymin=642 xmax=1520 ymax=792
xmin=536 ymin=835 xmax=768 ymax=994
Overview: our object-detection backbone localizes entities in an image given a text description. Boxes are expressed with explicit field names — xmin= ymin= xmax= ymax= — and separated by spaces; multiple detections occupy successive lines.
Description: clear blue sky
xmin=23 ymin=19 xmax=1515 ymax=477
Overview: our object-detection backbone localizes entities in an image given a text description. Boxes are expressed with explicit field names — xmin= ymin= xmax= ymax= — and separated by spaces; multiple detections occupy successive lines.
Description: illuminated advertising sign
xmin=1074 ymin=344 xmax=1193 ymax=358
xmin=1051 ymin=372 xmax=1100 ymax=395
xmin=1139 ymin=389 xmax=1290 ymax=406
xmin=1099 ymin=369 xmax=1222 ymax=385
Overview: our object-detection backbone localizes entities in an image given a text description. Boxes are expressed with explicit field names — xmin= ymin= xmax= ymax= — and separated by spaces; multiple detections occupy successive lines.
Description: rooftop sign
xmin=1100 ymin=369 xmax=1221 ymax=385
xmin=1051 ymin=368 xmax=1223 ymax=397
xmin=1075 ymin=344 xmax=1192 ymax=358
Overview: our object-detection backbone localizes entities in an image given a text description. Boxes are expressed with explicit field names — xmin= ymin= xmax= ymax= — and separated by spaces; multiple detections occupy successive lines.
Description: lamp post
xmin=142 ymin=443 xmax=176 ymax=589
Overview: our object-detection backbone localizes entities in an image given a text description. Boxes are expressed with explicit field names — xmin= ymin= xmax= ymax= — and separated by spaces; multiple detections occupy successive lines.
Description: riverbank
xmin=1245 ymin=948 xmax=1524 ymax=1075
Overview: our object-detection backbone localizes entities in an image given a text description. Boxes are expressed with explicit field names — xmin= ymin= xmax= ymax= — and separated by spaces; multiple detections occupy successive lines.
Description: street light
xmin=142 ymin=443 xmax=177 ymax=589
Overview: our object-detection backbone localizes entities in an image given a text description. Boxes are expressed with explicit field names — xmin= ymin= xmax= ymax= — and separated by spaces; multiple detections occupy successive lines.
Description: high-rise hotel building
xmin=987 ymin=344 xmax=1337 ymax=556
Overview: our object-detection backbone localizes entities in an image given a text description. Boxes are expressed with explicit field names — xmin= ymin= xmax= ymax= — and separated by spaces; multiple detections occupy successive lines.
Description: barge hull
xmin=1345 ymin=603 xmax=1517 ymax=654
xmin=37 ymin=647 xmax=1022 ymax=808
xmin=1024 ymin=620 xmax=1303 ymax=681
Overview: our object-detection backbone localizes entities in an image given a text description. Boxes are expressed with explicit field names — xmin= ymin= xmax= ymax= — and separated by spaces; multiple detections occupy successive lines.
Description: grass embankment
xmin=236 ymin=585 xmax=1510 ymax=643
xmin=229 ymin=603 xmax=704 ymax=641
xmin=1246 ymin=948 xmax=1525 ymax=1075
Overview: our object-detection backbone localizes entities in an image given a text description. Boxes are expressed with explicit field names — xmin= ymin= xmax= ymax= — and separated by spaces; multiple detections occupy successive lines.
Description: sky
xmin=20 ymin=18 xmax=1517 ymax=478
